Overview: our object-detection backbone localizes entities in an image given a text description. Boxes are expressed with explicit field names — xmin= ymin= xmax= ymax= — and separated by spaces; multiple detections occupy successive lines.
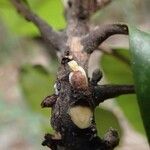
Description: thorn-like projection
xmin=93 ymin=84 xmax=135 ymax=105
xmin=103 ymin=128 xmax=119 ymax=149
xmin=91 ymin=69 xmax=103 ymax=85
xmin=41 ymin=94 xmax=58 ymax=108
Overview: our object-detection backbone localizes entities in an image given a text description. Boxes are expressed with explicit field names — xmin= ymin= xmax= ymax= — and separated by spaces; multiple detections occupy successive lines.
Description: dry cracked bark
xmin=11 ymin=0 xmax=135 ymax=150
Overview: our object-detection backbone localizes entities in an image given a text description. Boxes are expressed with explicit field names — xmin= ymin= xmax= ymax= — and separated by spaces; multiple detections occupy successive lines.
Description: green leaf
xmin=0 ymin=0 xmax=66 ymax=36
xmin=101 ymin=48 xmax=146 ymax=135
xmin=95 ymin=108 xmax=122 ymax=137
xmin=0 ymin=0 xmax=11 ymax=7
xmin=129 ymin=26 xmax=150 ymax=142
xmin=19 ymin=64 xmax=55 ymax=117
xmin=32 ymin=0 xmax=66 ymax=30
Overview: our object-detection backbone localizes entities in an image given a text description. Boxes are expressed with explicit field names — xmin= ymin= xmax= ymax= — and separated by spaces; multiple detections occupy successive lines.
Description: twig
xmin=11 ymin=0 xmax=63 ymax=50
xmin=41 ymin=94 xmax=58 ymax=108
xmin=93 ymin=84 xmax=135 ymax=106
xmin=81 ymin=24 xmax=128 ymax=53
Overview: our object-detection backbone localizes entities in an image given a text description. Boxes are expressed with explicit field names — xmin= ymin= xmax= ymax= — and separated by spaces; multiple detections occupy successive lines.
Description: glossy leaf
xmin=101 ymin=48 xmax=145 ymax=135
xmin=129 ymin=26 xmax=150 ymax=142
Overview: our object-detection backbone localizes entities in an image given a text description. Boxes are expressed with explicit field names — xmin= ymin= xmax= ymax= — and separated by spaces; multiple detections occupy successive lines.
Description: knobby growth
xmin=11 ymin=0 xmax=135 ymax=149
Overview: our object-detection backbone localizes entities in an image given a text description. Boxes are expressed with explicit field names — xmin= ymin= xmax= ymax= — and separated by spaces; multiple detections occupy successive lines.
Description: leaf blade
xmin=129 ymin=26 xmax=150 ymax=142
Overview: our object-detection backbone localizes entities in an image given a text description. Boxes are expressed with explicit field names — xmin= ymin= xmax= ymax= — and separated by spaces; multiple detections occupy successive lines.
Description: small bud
xmin=91 ymin=69 xmax=102 ymax=85
xmin=104 ymin=128 xmax=119 ymax=148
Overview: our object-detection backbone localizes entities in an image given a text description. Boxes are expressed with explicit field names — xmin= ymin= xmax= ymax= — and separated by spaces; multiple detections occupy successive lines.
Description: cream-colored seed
xmin=68 ymin=60 xmax=79 ymax=71
xmin=69 ymin=106 xmax=93 ymax=129
xmin=68 ymin=60 xmax=87 ymax=77
xmin=68 ymin=60 xmax=88 ymax=86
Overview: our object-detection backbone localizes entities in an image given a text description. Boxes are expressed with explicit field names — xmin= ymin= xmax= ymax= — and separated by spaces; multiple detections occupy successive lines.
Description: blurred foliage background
xmin=0 ymin=0 xmax=149 ymax=149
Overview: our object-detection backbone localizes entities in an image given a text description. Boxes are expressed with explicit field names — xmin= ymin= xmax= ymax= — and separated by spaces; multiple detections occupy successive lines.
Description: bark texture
xmin=11 ymin=0 xmax=135 ymax=150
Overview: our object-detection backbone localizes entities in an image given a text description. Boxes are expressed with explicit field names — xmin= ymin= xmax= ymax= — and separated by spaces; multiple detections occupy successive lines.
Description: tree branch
xmin=91 ymin=0 xmax=112 ymax=14
xmin=93 ymin=84 xmax=135 ymax=106
xmin=11 ymin=1 xmax=136 ymax=150
xmin=65 ymin=0 xmax=91 ymax=36
xmin=81 ymin=24 xmax=128 ymax=54
xmin=66 ymin=0 xmax=112 ymax=19
xmin=11 ymin=0 xmax=63 ymax=50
